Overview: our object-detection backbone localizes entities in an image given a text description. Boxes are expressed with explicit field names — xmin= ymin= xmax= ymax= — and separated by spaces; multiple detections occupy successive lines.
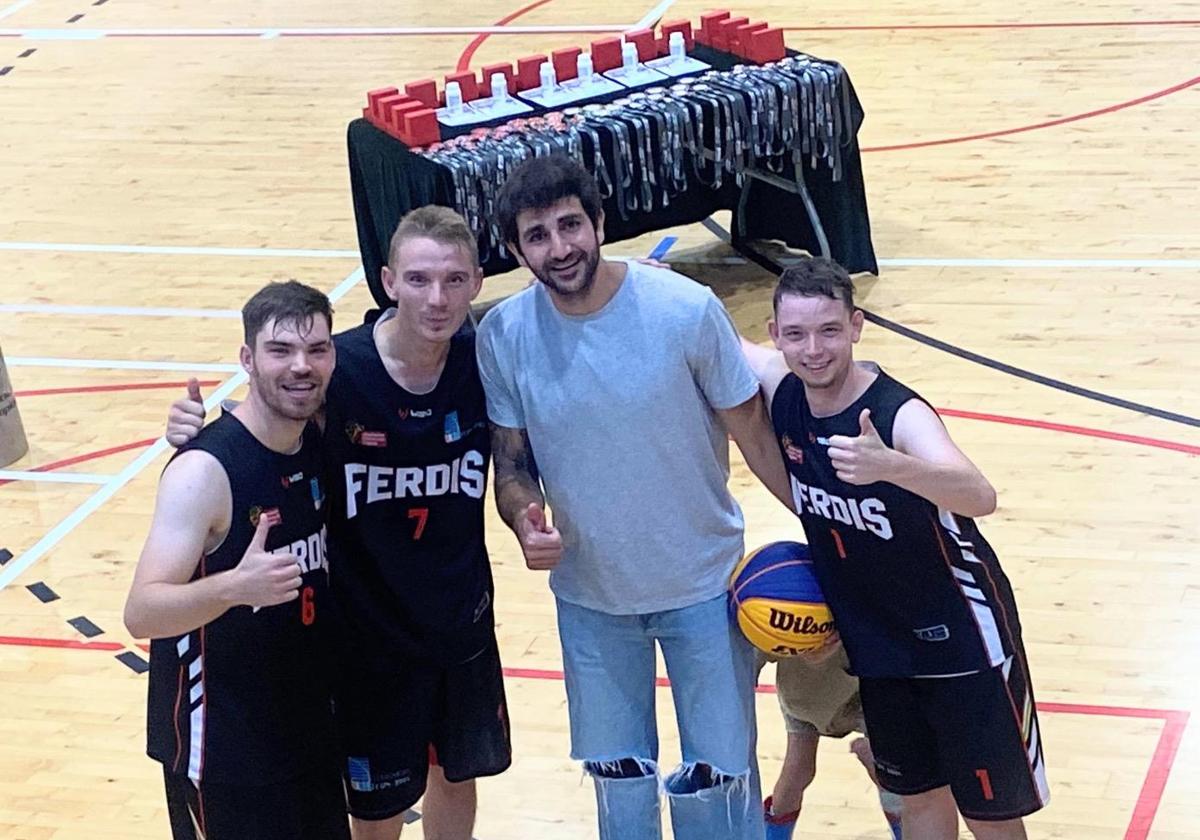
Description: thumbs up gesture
xmin=166 ymin=377 xmax=207 ymax=447
xmin=232 ymin=516 xmax=303 ymax=609
xmin=826 ymin=409 xmax=895 ymax=486
xmin=515 ymin=503 xmax=564 ymax=570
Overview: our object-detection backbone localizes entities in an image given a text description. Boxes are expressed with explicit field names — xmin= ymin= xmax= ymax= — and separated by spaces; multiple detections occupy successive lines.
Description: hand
xmin=635 ymin=257 xmax=671 ymax=270
xmin=826 ymin=409 xmax=895 ymax=485
xmin=230 ymin=517 xmax=302 ymax=608
xmin=166 ymin=378 xmax=206 ymax=447
xmin=515 ymin=503 xmax=563 ymax=570
xmin=793 ymin=630 xmax=842 ymax=666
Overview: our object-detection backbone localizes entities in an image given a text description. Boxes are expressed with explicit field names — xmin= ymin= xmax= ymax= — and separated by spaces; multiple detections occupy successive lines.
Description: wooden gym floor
xmin=1 ymin=0 xmax=1198 ymax=837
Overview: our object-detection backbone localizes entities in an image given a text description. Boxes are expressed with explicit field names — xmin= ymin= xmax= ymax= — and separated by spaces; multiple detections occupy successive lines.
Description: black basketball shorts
xmin=162 ymin=764 xmax=349 ymax=840
xmin=858 ymin=655 xmax=1049 ymax=821
xmin=334 ymin=638 xmax=512 ymax=821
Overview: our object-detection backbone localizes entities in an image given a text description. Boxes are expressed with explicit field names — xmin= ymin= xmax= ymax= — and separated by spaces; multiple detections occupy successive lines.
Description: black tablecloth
xmin=348 ymin=48 xmax=878 ymax=307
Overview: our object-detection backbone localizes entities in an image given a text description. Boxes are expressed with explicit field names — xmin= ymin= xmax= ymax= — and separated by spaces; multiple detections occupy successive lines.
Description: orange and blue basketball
xmin=728 ymin=541 xmax=835 ymax=656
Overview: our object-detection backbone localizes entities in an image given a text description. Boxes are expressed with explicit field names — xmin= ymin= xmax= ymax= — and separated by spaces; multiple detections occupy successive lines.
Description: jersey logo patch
xmin=397 ymin=407 xmax=432 ymax=420
xmin=346 ymin=422 xmax=387 ymax=447
xmin=780 ymin=433 xmax=804 ymax=464
xmin=280 ymin=470 xmax=304 ymax=488
xmin=444 ymin=410 xmax=462 ymax=443
xmin=913 ymin=624 xmax=950 ymax=642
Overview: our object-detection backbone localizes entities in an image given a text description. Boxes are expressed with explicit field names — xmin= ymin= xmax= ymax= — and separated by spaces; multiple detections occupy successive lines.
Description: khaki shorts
xmin=758 ymin=646 xmax=864 ymax=738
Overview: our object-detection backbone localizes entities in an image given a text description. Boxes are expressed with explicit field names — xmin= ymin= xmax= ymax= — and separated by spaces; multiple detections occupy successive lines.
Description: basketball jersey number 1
xmin=830 ymin=528 xmax=848 ymax=559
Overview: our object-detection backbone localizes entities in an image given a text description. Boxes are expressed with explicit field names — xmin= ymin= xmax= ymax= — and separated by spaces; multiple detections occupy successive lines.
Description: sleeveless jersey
xmin=770 ymin=368 xmax=1022 ymax=678
xmin=323 ymin=319 xmax=493 ymax=667
xmin=146 ymin=413 xmax=337 ymax=784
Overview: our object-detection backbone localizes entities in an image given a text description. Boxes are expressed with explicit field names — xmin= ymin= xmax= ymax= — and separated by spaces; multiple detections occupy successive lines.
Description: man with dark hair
xmin=742 ymin=256 xmax=1048 ymax=840
xmin=166 ymin=206 xmax=511 ymax=840
xmin=477 ymin=154 xmax=793 ymax=839
xmin=127 ymin=280 xmax=348 ymax=840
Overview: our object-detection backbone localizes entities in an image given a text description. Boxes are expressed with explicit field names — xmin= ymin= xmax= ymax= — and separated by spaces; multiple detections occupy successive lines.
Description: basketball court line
xmin=0 ymin=0 xmax=36 ymax=22
xmin=6 ymin=357 xmax=242 ymax=372
xmin=0 ymin=470 xmax=110 ymax=484
xmin=631 ymin=0 xmax=677 ymax=30
xmin=0 ymin=241 xmax=360 ymax=257
xmin=4 ymin=16 xmax=1199 ymax=39
xmin=0 ymin=267 xmax=363 ymax=592
xmin=0 ymin=633 xmax=1187 ymax=840
xmin=0 ymin=24 xmax=629 ymax=39
xmin=1 ymin=240 xmax=1198 ymax=268
xmin=701 ymin=218 xmax=1200 ymax=429
xmin=1 ymin=396 xmax=1193 ymax=492
xmin=15 ymin=379 xmax=222 ymax=398
xmin=0 ymin=303 xmax=242 ymax=318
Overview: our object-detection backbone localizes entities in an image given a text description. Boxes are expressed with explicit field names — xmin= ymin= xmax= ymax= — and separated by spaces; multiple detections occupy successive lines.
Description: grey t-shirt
xmin=476 ymin=260 xmax=759 ymax=614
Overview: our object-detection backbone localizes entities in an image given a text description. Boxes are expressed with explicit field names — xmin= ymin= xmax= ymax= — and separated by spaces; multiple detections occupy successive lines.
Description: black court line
xmin=115 ymin=651 xmax=149 ymax=674
xmin=27 ymin=582 xmax=60 ymax=602
xmin=67 ymin=13 xmax=85 ymax=23
xmin=702 ymin=218 xmax=1200 ymax=428
xmin=67 ymin=616 xmax=104 ymax=638
xmin=0 ymin=548 xmax=12 ymax=566
xmin=0 ymin=66 xmax=13 ymax=77
xmin=94 ymin=0 xmax=109 ymax=5
xmin=17 ymin=48 xmax=36 ymax=58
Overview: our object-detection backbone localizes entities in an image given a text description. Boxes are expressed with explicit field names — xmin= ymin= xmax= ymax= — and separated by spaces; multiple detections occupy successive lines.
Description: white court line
xmin=7 ymin=357 xmax=242 ymax=372
xmin=3 ymin=240 xmax=1199 ymax=269
xmin=0 ymin=241 xmax=360 ymax=258
xmin=669 ymin=255 xmax=1200 ymax=270
xmin=0 ymin=24 xmax=630 ymax=38
xmin=0 ymin=470 xmax=112 ymax=485
xmin=0 ymin=267 xmax=365 ymax=592
xmin=631 ymin=0 xmax=678 ymax=30
xmin=0 ymin=303 xmax=241 ymax=318
xmin=0 ymin=0 xmax=37 ymax=22
xmin=878 ymin=257 xmax=1200 ymax=269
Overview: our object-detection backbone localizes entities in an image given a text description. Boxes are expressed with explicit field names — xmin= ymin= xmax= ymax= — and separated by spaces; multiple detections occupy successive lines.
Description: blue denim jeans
xmin=557 ymin=594 xmax=763 ymax=840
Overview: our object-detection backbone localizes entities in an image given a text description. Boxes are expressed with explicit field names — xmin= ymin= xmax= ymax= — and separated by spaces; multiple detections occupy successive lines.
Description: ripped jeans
xmin=556 ymin=595 xmax=763 ymax=840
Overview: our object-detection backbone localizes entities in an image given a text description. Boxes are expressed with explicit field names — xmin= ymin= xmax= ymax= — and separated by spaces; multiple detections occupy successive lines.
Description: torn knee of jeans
xmin=585 ymin=757 xmax=658 ymax=780
xmin=664 ymin=761 xmax=750 ymax=797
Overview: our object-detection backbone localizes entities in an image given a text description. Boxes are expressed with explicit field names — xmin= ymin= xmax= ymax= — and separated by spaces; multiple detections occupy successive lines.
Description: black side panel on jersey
xmin=770 ymin=369 xmax=1022 ymax=678
xmin=146 ymin=414 xmax=337 ymax=784
xmin=324 ymin=323 xmax=493 ymax=667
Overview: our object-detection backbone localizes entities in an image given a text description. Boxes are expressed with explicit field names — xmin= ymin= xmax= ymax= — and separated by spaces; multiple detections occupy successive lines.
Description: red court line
xmin=937 ymin=408 xmax=1200 ymax=456
xmin=15 ymin=380 xmax=220 ymax=398
xmin=0 ymin=639 xmax=1187 ymax=838
xmin=862 ymin=74 xmax=1200 ymax=153
xmin=0 ymin=437 xmax=156 ymax=487
xmin=456 ymin=0 xmax=557 ymax=72
xmin=784 ymin=19 xmax=1200 ymax=32
xmin=0 ymin=635 xmax=124 ymax=651
xmin=13 ymin=381 xmax=1200 ymax=458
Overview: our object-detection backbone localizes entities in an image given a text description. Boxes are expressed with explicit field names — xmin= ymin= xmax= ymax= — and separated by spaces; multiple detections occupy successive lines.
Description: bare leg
xmin=422 ymin=766 xmax=478 ymax=840
xmin=964 ymin=817 xmax=1028 ymax=840
xmin=899 ymin=786 xmax=959 ymax=840
xmin=350 ymin=813 xmax=407 ymax=840
xmin=770 ymin=728 xmax=819 ymax=814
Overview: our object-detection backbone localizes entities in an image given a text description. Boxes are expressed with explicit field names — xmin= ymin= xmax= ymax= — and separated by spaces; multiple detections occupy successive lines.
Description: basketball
xmin=728 ymin=541 xmax=835 ymax=656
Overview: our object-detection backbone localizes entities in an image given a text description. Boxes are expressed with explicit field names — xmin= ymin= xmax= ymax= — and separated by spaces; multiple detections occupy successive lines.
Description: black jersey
xmin=770 ymin=368 xmax=1023 ymax=678
xmin=323 ymin=317 xmax=493 ymax=667
xmin=147 ymin=413 xmax=337 ymax=784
